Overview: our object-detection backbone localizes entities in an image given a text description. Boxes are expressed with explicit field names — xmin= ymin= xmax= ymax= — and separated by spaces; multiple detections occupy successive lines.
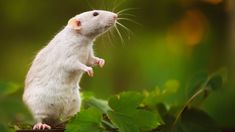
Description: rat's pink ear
xmin=68 ymin=17 xmax=81 ymax=31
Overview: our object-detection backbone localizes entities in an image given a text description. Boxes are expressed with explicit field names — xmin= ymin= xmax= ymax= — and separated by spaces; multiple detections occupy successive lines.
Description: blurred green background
xmin=0 ymin=0 xmax=235 ymax=131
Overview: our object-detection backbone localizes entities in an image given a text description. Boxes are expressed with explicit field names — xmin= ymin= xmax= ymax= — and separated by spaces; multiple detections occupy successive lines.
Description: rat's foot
xmin=95 ymin=58 xmax=105 ymax=68
xmin=33 ymin=122 xmax=51 ymax=130
xmin=84 ymin=66 xmax=94 ymax=77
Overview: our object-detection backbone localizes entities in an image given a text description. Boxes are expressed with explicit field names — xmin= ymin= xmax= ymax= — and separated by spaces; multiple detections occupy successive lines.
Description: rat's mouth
xmin=105 ymin=20 xmax=116 ymax=29
xmin=105 ymin=23 xmax=115 ymax=29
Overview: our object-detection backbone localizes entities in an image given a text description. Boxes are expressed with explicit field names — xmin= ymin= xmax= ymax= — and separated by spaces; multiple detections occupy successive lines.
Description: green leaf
xmin=108 ymin=92 xmax=163 ymax=132
xmin=85 ymin=97 xmax=111 ymax=114
xmin=65 ymin=107 xmax=103 ymax=132
xmin=108 ymin=110 xmax=162 ymax=132
xmin=108 ymin=92 xmax=144 ymax=113
xmin=142 ymin=88 xmax=161 ymax=107
xmin=101 ymin=119 xmax=118 ymax=130
xmin=108 ymin=111 xmax=139 ymax=132
xmin=132 ymin=109 xmax=163 ymax=129
xmin=143 ymin=85 xmax=180 ymax=109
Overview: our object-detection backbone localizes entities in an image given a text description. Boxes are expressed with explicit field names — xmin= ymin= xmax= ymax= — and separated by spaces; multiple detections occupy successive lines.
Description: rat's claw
xmin=85 ymin=67 xmax=94 ymax=77
xmin=33 ymin=122 xmax=51 ymax=130
xmin=96 ymin=58 xmax=105 ymax=68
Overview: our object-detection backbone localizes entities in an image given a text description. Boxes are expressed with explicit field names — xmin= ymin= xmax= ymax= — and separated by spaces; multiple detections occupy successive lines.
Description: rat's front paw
xmin=84 ymin=67 xmax=94 ymax=77
xmin=95 ymin=58 xmax=105 ymax=68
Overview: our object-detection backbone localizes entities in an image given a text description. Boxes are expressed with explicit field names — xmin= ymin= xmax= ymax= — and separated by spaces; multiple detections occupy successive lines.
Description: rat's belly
xmin=23 ymin=83 xmax=81 ymax=120
xmin=46 ymin=70 xmax=82 ymax=117
xmin=61 ymin=87 xmax=81 ymax=118
xmin=50 ymin=87 xmax=81 ymax=118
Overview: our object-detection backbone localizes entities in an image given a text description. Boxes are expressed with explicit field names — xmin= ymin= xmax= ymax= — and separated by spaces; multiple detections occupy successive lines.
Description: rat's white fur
xmin=23 ymin=10 xmax=117 ymax=129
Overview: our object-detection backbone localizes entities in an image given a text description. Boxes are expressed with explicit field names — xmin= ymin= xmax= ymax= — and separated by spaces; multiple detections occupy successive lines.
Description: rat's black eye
xmin=93 ymin=12 xmax=99 ymax=16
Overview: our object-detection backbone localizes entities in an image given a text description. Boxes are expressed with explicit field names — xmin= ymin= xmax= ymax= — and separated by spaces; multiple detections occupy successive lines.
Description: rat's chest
xmin=70 ymin=45 xmax=91 ymax=64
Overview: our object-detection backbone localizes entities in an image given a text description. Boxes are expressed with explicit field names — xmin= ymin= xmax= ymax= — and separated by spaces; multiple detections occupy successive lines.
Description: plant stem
xmin=170 ymin=87 xmax=206 ymax=132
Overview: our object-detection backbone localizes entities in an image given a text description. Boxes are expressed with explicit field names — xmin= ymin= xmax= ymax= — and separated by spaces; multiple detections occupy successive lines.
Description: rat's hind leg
xmin=33 ymin=112 xmax=64 ymax=129
xmin=33 ymin=122 xmax=51 ymax=130
xmin=31 ymin=106 xmax=60 ymax=129
xmin=62 ymin=91 xmax=82 ymax=120
xmin=33 ymin=116 xmax=61 ymax=130
xmin=32 ymin=116 xmax=51 ymax=130
xmin=24 ymin=94 xmax=61 ymax=129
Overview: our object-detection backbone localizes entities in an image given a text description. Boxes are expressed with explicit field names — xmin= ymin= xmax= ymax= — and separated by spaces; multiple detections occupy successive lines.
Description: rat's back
xmin=23 ymin=28 xmax=83 ymax=126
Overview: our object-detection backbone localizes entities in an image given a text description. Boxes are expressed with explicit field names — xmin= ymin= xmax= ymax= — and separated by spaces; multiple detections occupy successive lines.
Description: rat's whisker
xmin=106 ymin=31 xmax=111 ymax=46
xmin=116 ymin=21 xmax=133 ymax=34
xmin=108 ymin=30 xmax=116 ymax=47
xmin=117 ymin=8 xmax=134 ymax=14
xmin=117 ymin=8 xmax=137 ymax=15
xmin=107 ymin=30 xmax=114 ymax=46
xmin=101 ymin=32 xmax=106 ymax=48
xmin=116 ymin=22 xmax=132 ymax=41
xmin=118 ymin=13 xmax=136 ymax=17
xmin=118 ymin=17 xmax=141 ymax=25
xmin=111 ymin=28 xmax=117 ymax=40
xmin=110 ymin=27 xmax=117 ymax=41
xmin=114 ymin=25 xmax=124 ymax=44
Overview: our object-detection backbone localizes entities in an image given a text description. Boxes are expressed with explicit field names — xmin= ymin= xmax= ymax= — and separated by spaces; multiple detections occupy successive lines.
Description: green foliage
xmin=83 ymin=96 xmax=111 ymax=114
xmin=81 ymin=92 xmax=162 ymax=132
xmin=108 ymin=92 xmax=144 ymax=113
xmin=0 ymin=82 xmax=32 ymax=132
xmin=65 ymin=107 xmax=103 ymax=132
xmin=65 ymin=69 xmax=226 ymax=132
xmin=142 ymin=80 xmax=180 ymax=109
xmin=108 ymin=92 xmax=162 ymax=132
xmin=0 ymin=68 xmax=228 ymax=132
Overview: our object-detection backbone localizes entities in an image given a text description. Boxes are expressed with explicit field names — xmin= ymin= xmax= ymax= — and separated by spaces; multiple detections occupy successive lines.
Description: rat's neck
xmin=64 ymin=26 xmax=95 ymax=44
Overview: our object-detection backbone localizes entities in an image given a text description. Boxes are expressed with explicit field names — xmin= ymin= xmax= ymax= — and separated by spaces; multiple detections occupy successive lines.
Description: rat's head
xmin=67 ymin=10 xmax=117 ymax=38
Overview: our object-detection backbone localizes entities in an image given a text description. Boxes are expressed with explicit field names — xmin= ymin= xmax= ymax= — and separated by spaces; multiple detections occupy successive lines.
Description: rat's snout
xmin=113 ymin=14 xmax=118 ymax=20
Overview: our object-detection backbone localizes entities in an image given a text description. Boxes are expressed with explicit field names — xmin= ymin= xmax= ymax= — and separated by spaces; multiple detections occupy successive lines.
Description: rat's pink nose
xmin=113 ymin=14 xmax=118 ymax=20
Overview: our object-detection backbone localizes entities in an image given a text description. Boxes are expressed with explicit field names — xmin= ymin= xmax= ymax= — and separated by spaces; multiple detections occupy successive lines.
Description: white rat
xmin=23 ymin=10 xmax=117 ymax=130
